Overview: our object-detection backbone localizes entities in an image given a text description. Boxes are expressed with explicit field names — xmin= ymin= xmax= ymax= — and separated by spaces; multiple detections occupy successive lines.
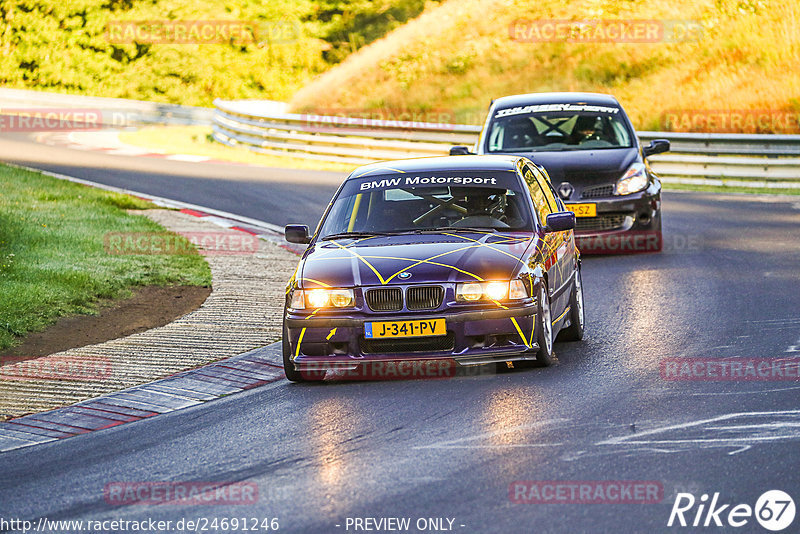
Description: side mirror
xmin=643 ymin=139 xmax=670 ymax=158
xmin=449 ymin=146 xmax=472 ymax=156
xmin=285 ymin=224 xmax=311 ymax=244
xmin=545 ymin=211 xmax=576 ymax=233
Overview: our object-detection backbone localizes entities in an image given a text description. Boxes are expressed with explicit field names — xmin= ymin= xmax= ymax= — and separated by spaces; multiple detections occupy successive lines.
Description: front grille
xmin=406 ymin=286 xmax=443 ymax=310
xmin=361 ymin=332 xmax=455 ymax=354
xmin=366 ymin=288 xmax=403 ymax=311
xmin=575 ymin=213 xmax=631 ymax=232
xmin=581 ymin=184 xmax=615 ymax=199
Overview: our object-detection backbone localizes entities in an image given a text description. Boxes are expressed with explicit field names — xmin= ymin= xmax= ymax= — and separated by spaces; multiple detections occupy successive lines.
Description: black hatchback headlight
xmin=615 ymin=163 xmax=648 ymax=195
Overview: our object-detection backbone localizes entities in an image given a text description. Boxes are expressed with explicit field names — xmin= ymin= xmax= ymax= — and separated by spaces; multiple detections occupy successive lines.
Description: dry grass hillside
xmin=290 ymin=0 xmax=800 ymax=132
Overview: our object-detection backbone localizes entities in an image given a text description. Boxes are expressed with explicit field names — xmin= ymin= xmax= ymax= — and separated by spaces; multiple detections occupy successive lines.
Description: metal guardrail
xmin=213 ymin=99 xmax=800 ymax=187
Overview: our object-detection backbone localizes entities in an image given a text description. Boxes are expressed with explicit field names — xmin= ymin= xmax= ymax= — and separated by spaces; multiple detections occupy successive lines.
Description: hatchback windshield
xmin=318 ymin=172 xmax=533 ymax=239
xmin=485 ymin=104 xmax=634 ymax=152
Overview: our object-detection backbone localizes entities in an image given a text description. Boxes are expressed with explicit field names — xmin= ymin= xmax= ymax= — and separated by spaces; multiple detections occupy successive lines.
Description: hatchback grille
xmin=366 ymin=288 xmax=402 ymax=311
xmin=361 ymin=332 xmax=455 ymax=354
xmin=575 ymin=213 xmax=631 ymax=232
xmin=581 ymin=184 xmax=615 ymax=199
xmin=406 ymin=286 xmax=443 ymax=310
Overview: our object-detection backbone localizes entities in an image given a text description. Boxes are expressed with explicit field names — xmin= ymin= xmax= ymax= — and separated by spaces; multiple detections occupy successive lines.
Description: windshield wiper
xmin=414 ymin=226 xmax=500 ymax=233
xmin=320 ymin=231 xmax=394 ymax=241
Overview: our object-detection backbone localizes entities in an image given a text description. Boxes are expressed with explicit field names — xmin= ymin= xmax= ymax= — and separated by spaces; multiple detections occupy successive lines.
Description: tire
xmin=557 ymin=265 xmax=585 ymax=342
xmin=534 ymin=282 xmax=555 ymax=366
xmin=282 ymin=318 xmax=323 ymax=382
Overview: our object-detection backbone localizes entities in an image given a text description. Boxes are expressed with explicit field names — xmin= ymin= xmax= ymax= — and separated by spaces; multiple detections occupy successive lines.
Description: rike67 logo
xmin=668 ymin=490 xmax=795 ymax=531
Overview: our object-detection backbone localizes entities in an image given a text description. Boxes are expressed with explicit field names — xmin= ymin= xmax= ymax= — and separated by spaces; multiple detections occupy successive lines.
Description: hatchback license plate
xmin=565 ymin=203 xmax=597 ymax=217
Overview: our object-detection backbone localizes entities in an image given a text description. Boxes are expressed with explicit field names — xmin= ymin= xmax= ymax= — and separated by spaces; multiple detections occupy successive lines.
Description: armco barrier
xmin=213 ymin=99 xmax=800 ymax=188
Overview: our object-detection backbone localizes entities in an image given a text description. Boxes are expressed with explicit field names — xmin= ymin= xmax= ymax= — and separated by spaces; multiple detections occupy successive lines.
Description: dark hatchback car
xmin=282 ymin=156 xmax=584 ymax=382
xmin=452 ymin=92 xmax=670 ymax=252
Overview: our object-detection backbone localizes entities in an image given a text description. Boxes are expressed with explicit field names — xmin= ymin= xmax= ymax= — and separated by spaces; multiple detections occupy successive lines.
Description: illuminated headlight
xmin=290 ymin=288 xmax=355 ymax=309
xmin=456 ymin=280 xmax=529 ymax=302
xmin=615 ymin=163 xmax=648 ymax=195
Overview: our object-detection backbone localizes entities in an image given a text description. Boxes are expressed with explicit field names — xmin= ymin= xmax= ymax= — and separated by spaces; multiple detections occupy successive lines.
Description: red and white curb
xmin=35 ymin=130 xmax=258 ymax=167
xmin=0 ymin=343 xmax=284 ymax=452
xmin=0 ymin=166 xmax=309 ymax=452
xmin=5 ymin=163 xmax=306 ymax=256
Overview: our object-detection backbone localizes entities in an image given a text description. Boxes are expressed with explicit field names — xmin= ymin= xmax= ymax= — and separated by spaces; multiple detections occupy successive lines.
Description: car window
xmin=522 ymin=166 xmax=551 ymax=226
xmin=486 ymin=105 xmax=634 ymax=153
xmin=318 ymin=172 xmax=535 ymax=238
xmin=533 ymin=166 xmax=560 ymax=213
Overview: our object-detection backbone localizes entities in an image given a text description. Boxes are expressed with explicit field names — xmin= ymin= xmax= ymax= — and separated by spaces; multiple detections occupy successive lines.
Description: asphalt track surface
xmin=2 ymin=133 xmax=800 ymax=533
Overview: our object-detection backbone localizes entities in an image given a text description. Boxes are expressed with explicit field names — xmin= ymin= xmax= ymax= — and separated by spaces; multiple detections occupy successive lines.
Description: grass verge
xmin=662 ymin=182 xmax=800 ymax=196
xmin=0 ymin=164 xmax=211 ymax=351
xmin=119 ymin=126 xmax=356 ymax=173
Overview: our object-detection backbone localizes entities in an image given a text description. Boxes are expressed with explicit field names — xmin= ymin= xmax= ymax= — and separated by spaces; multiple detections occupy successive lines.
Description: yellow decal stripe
xmin=553 ymin=306 xmax=570 ymax=325
xmin=510 ymin=317 xmax=532 ymax=349
xmin=331 ymin=240 xmax=387 ymax=284
xmin=347 ymin=194 xmax=362 ymax=232
xmin=294 ymin=327 xmax=307 ymax=359
xmin=443 ymin=233 xmax=532 ymax=265
xmin=351 ymin=166 xmax=407 ymax=178
xmin=301 ymin=278 xmax=331 ymax=288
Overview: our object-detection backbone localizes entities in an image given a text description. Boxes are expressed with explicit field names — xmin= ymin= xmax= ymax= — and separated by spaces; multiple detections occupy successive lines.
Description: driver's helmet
xmin=464 ymin=188 xmax=502 ymax=215
xmin=574 ymin=115 xmax=599 ymax=137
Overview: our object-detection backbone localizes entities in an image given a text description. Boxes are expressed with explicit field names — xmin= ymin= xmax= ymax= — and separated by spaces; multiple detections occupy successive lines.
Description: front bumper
xmin=568 ymin=186 xmax=660 ymax=237
xmin=567 ymin=183 xmax=661 ymax=253
xmin=285 ymin=303 xmax=540 ymax=371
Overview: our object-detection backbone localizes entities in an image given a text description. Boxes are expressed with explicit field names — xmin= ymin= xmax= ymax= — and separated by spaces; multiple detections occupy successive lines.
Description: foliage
xmin=291 ymin=0 xmax=800 ymax=133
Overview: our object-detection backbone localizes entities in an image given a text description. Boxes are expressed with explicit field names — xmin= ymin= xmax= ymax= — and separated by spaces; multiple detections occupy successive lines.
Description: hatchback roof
xmin=491 ymin=92 xmax=621 ymax=110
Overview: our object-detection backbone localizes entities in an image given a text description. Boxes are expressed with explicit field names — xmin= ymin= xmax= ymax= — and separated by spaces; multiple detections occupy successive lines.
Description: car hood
xmin=298 ymin=232 xmax=535 ymax=288
xmin=495 ymin=147 xmax=639 ymax=192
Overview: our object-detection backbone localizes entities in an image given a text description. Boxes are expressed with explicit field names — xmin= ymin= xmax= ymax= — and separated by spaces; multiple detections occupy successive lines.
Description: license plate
xmin=365 ymin=318 xmax=446 ymax=338
xmin=565 ymin=203 xmax=597 ymax=217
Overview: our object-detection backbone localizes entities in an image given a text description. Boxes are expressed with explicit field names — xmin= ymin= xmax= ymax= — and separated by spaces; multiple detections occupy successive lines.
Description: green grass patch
xmin=0 ymin=164 xmax=211 ymax=351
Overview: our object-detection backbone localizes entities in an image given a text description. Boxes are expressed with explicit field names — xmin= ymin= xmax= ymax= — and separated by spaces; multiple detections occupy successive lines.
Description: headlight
xmin=290 ymin=288 xmax=355 ymax=309
xmin=615 ymin=162 xmax=648 ymax=195
xmin=456 ymin=280 xmax=529 ymax=302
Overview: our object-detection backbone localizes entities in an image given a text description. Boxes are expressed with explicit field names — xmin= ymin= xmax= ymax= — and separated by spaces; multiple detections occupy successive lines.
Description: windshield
xmin=317 ymin=171 xmax=533 ymax=239
xmin=485 ymin=104 xmax=634 ymax=153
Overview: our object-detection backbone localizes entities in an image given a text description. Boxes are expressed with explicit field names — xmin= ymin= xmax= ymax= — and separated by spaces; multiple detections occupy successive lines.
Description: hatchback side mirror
xmin=545 ymin=212 xmax=576 ymax=233
xmin=449 ymin=146 xmax=472 ymax=156
xmin=643 ymin=139 xmax=670 ymax=158
xmin=285 ymin=224 xmax=311 ymax=244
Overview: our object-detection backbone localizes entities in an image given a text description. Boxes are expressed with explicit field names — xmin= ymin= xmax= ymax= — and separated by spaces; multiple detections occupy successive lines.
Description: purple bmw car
xmin=282 ymin=156 xmax=584 ymax=382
